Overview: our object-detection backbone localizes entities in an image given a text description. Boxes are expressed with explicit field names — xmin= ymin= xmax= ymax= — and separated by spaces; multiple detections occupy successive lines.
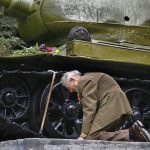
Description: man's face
xmin=67 ymin=78 xmax=78 ymax=92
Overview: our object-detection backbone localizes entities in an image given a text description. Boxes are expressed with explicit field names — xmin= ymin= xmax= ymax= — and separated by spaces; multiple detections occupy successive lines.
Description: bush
xmin=0 ymin=37 xmax=12 ymax=56
xmin=0 ymin=7 xmax=18 ymax=38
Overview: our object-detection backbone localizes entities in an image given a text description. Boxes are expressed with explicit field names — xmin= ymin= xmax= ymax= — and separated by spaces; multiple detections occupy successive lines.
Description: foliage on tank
xmin=0 ymin=7 xmax=17 ymax=38
xmin=0 ymin=38 xmax=43 ymax=57
xmin=0 ymin=37 xmax=12 ymax=56
xmin=0 ymin=6 xmax=28 ymax=52
xmin=11 ymin=45 xmax=43 ymax=57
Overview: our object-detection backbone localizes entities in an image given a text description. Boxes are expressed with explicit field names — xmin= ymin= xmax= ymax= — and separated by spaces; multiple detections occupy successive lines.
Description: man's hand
xmin=77 ymin=137 xmax=85 ymax=140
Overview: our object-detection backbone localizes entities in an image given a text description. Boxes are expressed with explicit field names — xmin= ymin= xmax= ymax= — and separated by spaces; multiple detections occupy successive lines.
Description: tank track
xmin=0 ymin=70 xmax=149 ymax=140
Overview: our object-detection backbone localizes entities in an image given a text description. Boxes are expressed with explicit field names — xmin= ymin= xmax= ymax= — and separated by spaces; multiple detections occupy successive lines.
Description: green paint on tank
xmin=1 ymin=0 xmax=150 ymax=46
xmin=67 ymin=40 xmax=150 ymax=66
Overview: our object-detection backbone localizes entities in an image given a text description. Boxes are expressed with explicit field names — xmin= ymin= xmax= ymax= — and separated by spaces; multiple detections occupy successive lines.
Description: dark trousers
xmin=87 ymin=129 xmax=130 ymax=141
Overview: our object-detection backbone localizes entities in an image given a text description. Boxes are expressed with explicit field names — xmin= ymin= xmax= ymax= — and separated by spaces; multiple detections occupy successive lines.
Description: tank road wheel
xmin=0 ymin=75 xmax=30 ymax=120
xmin=125 ymin=88 xmax=150 ymax=131
xmin=68 ymin=26 xmax=91 ymax=42
xmin=31 ymin=82 xmax=82 ymax=138
xmin=29 ymin=85 xmax=45 ymax=132
xmin=42 ymin=83 xmax=82 ymax=138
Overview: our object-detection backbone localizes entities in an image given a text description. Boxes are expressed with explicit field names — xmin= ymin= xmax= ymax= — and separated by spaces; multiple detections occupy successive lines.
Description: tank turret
xmin=0 ymin=0 xmax=34 ymax=20
xmin=1 ymin=0 xmax=150 ymax=46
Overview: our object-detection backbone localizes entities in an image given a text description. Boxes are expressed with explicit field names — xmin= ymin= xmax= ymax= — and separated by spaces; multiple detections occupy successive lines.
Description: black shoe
xmin=129 ymin=120 xmax=150 ymax=142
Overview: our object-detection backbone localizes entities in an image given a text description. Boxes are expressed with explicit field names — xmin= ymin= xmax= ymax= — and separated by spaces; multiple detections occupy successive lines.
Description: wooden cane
xmin=39 ymin=70 xmax=57 ymax=135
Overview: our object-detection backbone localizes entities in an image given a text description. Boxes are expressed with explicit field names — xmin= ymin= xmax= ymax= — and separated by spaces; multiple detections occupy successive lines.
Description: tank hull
xmin=1 ymin=0 xmax=150 ymax=46
xmin=0 ymin=41 xmax=149 ymax=140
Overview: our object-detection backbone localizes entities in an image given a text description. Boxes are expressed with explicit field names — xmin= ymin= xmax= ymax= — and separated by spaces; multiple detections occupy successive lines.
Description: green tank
xmin=0 ymin=0 xmax=150 ymax=141
xmin=1 ymin=0 xmax=150 ymax=46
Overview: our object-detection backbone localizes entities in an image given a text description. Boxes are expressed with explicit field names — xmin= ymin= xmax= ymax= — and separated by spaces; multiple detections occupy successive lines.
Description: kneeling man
xmin=61 ymin=70 xmax=150 ymax=142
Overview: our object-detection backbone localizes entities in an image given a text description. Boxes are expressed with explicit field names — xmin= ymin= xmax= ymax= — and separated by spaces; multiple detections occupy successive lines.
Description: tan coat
xmin=77 ymin=73 xmax=133 ymax=137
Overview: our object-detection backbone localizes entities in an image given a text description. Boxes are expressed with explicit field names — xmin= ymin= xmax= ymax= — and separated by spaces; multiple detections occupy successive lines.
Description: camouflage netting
xmin=0 ymin=7 xmax=28 ymax=56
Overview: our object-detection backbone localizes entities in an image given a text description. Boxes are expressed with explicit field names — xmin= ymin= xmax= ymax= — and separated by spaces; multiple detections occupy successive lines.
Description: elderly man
xmin=61 ymin=70 xmax=150 ymax=142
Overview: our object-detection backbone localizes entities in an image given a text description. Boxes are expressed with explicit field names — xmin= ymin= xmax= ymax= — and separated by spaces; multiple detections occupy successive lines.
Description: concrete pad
xmin=0 ymin=138 xmax=150 ymax=150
